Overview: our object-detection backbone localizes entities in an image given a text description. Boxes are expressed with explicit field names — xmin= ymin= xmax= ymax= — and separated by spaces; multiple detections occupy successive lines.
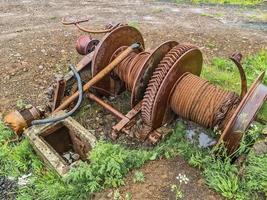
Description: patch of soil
xmin=93 ymin=156 xmax=223 ymax=200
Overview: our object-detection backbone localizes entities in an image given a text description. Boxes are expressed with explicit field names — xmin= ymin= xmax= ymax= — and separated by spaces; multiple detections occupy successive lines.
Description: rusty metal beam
xmin=52 ymin=78 xmax=66 ymax=111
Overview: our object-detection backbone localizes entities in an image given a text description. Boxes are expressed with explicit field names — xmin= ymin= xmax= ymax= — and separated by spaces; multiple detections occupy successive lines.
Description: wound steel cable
xmin=114 ymin=51 xmax=150 ymax=91
xmin=170 ymin=73 xmax=240 ymax=130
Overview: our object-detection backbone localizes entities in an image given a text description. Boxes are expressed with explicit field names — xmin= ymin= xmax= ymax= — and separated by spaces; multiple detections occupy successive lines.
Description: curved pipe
xmin=229 ymin=52 xmax=247 ymax=99
xmin=31 ymin=64 xmax=83 ymax=125
xmin=61 ymin=17 xmax=119 ymax=34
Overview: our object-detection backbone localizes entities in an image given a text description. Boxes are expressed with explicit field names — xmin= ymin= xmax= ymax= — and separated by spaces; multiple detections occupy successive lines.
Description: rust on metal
xmin=87 ymin=92 xmax=125 ymax=120
xmin=218 ymin=72 xmax=267 ymax=154
xmin=61 ymin=16 xmax=121 ymax=34
xmin=130 ymin=41 xmax=178 ymax=107
xmin=4 ymin=106 xmax=43 ymax=135
xmin=8 ymin=21 xmax=266 ymax=158
xmin=169 ymin=72 xmax=240 ymax=129
xmin=142 ymin=44 xmax=203 ymax=129
xmin=111 ymin=102 xmax=142 ymax=139
xmin=229 ymin=52 xmax=247 ymax=99
xmin=92 ymin=25 xmax=144 ymax=96
xmin=52 ymin=78 xmax=66 ymax=111
xmin=75 ymin=35 xmax=99 ymax=55
xmin=54 ymin=43 xmax=139 ymax=112
xmin=139 ymin=43 xmax=266 ymax=153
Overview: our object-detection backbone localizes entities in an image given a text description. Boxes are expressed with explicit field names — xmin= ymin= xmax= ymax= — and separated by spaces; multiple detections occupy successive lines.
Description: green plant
xmin=16 ymin=99 xmax=27 ymax=109
xmin=125 ymin=192 xmax=132 ymax=200
xmin=133 ymin=171 xmax=145 ymax=183
xmin=113 ymin=189 xmax=122 ymax=200
xmin=171 ymin=184 xmax=183 ymax=199
xmin=128 ymin=21 xmax=139 ymax=28
xmin=242 ymin=152 xmax=267 ymax=195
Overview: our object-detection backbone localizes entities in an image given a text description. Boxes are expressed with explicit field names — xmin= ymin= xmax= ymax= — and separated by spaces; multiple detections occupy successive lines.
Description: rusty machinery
xmin=4 ymin=20 xmax=267 ymax=155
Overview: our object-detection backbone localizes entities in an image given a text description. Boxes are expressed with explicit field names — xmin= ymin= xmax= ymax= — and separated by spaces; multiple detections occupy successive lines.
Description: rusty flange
xmin=218 ymin=72 xmax=267 ymax=154
xmin=92 ymin=25 xmax=144 ymax=96
xmin=142 ymin=44 xmax=203 ymax=129
xmin=131 ymin=41 xmax=178 ymax=107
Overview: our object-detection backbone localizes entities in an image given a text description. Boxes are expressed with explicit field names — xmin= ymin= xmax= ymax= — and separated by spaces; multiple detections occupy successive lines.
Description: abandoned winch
xmin=4 ymin=22 xmax=267 ymax=173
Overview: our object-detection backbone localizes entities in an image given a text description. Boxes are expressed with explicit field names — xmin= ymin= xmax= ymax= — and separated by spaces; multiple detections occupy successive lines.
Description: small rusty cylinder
xmin=169 ymin=73 xmax=240 ymax=130
xmin=75 ymin=35 xmax=99 ymax=55
xmin=54 ymin=43 xmax=140 ymax=113
xmin=4 ymin=107 xmax=43 ymax=135
xmin=113 ymin=50 xmax=150 ymax=91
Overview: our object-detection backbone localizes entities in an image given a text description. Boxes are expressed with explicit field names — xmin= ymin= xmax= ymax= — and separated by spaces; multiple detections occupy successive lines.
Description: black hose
xmin=31 ymin=64 xmax=83 ymax=125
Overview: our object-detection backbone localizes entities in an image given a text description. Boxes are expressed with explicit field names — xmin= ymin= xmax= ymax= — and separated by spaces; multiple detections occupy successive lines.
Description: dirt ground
xmin=93 ymin=156 xmax=223 ymax=200
xmin=1 ymin=0 xmax=267 ymax=199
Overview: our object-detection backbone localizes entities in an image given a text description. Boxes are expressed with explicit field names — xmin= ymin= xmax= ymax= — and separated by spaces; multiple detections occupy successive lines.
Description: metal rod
xmin=87 ymin=93 xmax=125 ymax=120
xmin=54 ymin=43 xmax=140 ymax=113
xmin=75 ymin=23 xmax=117 ymax=34
xmin=61 ymin=17 xmax=118 ymax=34
xmin=230 ymin=53 xmax=247 ymax=99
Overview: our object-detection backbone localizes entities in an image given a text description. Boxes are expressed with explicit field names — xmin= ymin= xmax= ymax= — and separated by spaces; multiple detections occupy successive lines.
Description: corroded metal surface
xmin=4 ymin=107 xmax=43 ymax=135
xmin=218 ymin=72 xmax=267 ymax=154
xmin=75 ymin=35 xmax=99 ymax=55
xmin=54 ymin=44 xmax=139 ymax=112
xmin=52 ymin=78 xmax=66 ymax=111
xmin=229 ymin=53 xmax=247 ymax=99
xmin=61 ymin=16 xmax=122 ymax=34
xmin=92 ymin=25 xmax=144 ymax=96
xmin=131 ymin=41 xmax=178 ymax=107
xmin=169 ymin=73 xmax=240 ymax=129
xmin=142 ymin=44 xmax=203 ymax=129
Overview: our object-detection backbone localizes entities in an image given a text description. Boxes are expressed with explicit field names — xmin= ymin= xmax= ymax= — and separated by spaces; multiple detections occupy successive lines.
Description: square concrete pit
xmin=25 ymin=114 xmax=96 ymax=176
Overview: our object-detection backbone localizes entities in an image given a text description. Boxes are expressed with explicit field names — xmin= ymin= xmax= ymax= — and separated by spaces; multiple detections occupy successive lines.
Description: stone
xmin=14 ymin=53 xmax=21 ymax=57
xmin=253 ymin=140 xmax=267 ymax=155
xmin=38 ymin=65 xmax=44 ymax=70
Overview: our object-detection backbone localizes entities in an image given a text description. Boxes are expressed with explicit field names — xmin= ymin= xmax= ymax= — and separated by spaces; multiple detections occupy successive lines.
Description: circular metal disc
xmin=131 ymin=41 xmax=178 ymax=107
xmin=92 ymin=25 xmax=144 ymax=96
xmin=218 ymin=72 xmax=267 ymax=154
xmin=150 ymin=48 xmax=203 ymax=129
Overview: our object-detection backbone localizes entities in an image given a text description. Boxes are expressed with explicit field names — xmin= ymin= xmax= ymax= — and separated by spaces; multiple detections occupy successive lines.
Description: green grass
xmin=184 ymin=0 xmax=264 ymax=6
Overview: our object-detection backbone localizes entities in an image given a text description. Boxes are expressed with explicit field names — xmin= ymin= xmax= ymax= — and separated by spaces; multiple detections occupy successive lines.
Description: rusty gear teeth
xmin=141 ymin=44 xmax=196 ymax=126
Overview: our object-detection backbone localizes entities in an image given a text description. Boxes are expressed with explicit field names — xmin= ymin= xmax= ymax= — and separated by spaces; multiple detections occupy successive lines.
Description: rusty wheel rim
xmin=218 ymin=72 xmax=267 ymax=154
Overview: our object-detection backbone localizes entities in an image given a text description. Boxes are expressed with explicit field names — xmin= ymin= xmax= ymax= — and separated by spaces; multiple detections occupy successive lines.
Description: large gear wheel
xmin=142 ymin=44 xmax=202 ymax=127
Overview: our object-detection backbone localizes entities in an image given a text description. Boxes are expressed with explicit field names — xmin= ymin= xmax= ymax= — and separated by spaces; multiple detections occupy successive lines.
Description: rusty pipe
xmin=54 ymin=43 xmax=140 ymax=112
xmin=61 ymin=17 xmax=118 ymax=34
xmin=75 ymin=23 xmax=118 ymax=34
xmin=87 ymin=93 xmax=126 ymax=120
xmin=61 ymin=17 xmax=89 ymax=25
xmin=229 ymin=53 xmax=247 ymax=99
